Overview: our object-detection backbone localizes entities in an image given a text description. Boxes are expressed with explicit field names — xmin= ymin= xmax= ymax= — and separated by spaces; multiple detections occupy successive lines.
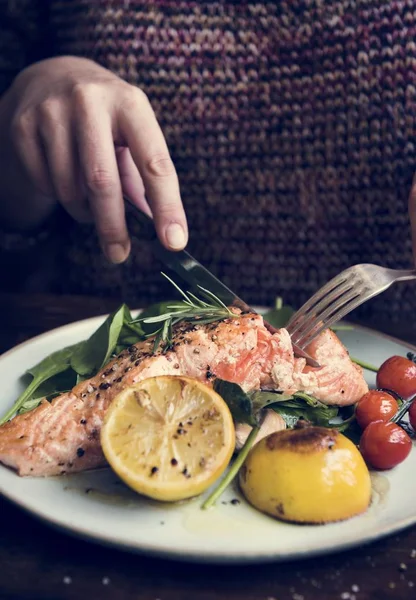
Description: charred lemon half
xmin=101 ymin=375 xmax=235 ymax=502
xmin=239 ymin=425 xmax=371 ymax=523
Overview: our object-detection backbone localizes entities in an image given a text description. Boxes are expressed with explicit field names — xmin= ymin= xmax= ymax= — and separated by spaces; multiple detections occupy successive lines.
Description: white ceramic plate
xmin=0 ymin=315 xmax=415 ymax=564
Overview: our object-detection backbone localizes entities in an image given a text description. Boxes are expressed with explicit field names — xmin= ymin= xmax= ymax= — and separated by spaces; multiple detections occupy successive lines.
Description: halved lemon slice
xmin=101 ymin=376 xmax=235 ymax=502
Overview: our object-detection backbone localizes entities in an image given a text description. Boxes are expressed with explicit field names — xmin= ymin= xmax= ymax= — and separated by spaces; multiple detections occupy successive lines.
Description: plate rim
xmin=1 ymin=311 xmax=416 ymax=563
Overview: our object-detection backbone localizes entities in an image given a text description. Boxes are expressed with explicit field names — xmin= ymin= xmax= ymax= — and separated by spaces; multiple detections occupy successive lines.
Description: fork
xmin=286 ymin=264 xmax=416 ymax=351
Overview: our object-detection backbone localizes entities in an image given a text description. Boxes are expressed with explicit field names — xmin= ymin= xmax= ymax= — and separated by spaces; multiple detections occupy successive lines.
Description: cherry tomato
xmin=359 ymin=421 xmax=412 ymax=470
xmin=376 ymin=356 xmax=416 ymax=398
xmin=355 ymin=390 xmax=399 ymax=430
xmin=408 ymin=400 xmax=416 ymax=431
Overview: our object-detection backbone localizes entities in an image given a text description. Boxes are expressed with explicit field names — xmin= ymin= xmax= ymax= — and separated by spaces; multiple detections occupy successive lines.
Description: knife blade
xmin=125 ymin=197 xmax=319 ymax=367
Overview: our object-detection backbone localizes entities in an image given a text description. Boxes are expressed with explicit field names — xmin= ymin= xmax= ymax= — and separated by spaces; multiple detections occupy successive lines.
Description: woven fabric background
xmin=1 ymin=1 xmax=416 ymax=323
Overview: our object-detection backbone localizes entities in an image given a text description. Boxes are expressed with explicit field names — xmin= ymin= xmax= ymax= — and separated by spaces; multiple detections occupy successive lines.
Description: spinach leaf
xmin=1 ymin=303 xmax=146 ymax=423
xmin=17 ymin=369 xmax=76 ymax=415
xmin=272 ymin=402 xmax=339 ymax=428
xmin=17 ymin=397 xmax=47 ymax=415
xmin=213 ymin=379 xmax=257 ymax=426
xmin=0 ymin=342 xmax=82 ymax=424
xmin=114 ymin=309 xmax=144 ymax=354
xmin=213 ymin=379 xmax=341 ymax=430
xmin=70 ymin=305 xmax=127 ymax=376
xmin=249 ymin=390 xmax=295 ymax=412
xmin=250 ymin=389 xmax=339 ymax=428
xmin=263 ymin=298 xmax=294 ymax=328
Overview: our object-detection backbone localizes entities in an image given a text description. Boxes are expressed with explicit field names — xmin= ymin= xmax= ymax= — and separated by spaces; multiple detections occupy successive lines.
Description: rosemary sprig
xmin=130 ymin=273 xmax=236 ymax=353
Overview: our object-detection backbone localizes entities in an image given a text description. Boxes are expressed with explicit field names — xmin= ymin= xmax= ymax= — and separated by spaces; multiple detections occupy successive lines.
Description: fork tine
xmin=286 ymin=268 xmax=354 ymax=332
xmin=291 ymin=286 xmax=362 ymax=346
xmin=294 ymin=291 xmax=369 ymax=349
xmin=287 ymin=278 xmax=355 ymax=338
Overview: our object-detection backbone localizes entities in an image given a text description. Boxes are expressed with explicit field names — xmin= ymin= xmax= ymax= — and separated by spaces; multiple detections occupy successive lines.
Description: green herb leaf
xmin=250 ymin=389 xmax=340 ymax=428
xmin=249 ymin=390 xmax=295 ymax=412
xmin=17 ymin=369 xmax=76 ymax=415
xmin=135 ymin=300 xmax=185 ymax=334
xmin=70 ymin=305 xmax=127 ymax=376
xmin=131 ymin=275 xmax=236 ymax=353
xmin=213 ymin=379 xmax=257 ymax=427
xmin=214 ymin=381 xmax=339 ymax=429
xmin=0 ymin=342 xmax=82 ymax=424
xmin=271 ymin=400 xmax=339 ymax=428
xmin=2 ymin=303 xmax=146 ymax=423
xmin=263 ymin=297 xmax=295 ymax=328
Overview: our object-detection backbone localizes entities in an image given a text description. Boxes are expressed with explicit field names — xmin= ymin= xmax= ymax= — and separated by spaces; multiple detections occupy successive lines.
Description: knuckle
xmin=145 ymin=153 xmax=176 ymax=179
xmin=11 ymin=111 xmax=34 ymax=138
xmin=71 ymin=82 xmax=101 ymax=107
xmin=37 ymin=98 xmax=61 ymax=121
xmin=84 ymin=168 xmax=116 ymax=195
xmin=121 ymin=86 xmax=149 ymax=111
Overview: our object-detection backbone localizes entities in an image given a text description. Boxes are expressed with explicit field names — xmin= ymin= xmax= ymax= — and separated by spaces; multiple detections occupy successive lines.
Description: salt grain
xmin=293 ymin=594 xmax=304 ymax=600
xmin=409 ymin=581 xmax=415 ymax=588
xmin=411 ymin=549 xmax=416 ymax=559
xmin=340 ymin=593 xmax=350 ymax=599
xmin=102 ymin=577 xmax=110 ymax=585
xmin=388 ymin=582 xmax=396 ymax=589
xmin=63 ymin=576 xmax=72 ymax=585
xmin=399 ymin=562 xmax=408 ymax=572
xmin=351 ymin=585 xmax=359 ymax=593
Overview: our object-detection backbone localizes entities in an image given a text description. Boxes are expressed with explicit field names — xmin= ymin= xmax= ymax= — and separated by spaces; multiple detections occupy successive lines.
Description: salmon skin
xmin=0 ymin=311 xmax=368 ymax=477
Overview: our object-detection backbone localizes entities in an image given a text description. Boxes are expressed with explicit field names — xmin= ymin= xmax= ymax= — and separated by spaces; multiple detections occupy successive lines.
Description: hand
xmin=0 ymin=56 xmax=188 ymax=262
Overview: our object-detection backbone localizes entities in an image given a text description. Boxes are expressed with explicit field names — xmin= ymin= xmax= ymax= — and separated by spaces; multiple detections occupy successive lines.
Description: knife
xmin=125 ymin=197 xmax=319 ymax=367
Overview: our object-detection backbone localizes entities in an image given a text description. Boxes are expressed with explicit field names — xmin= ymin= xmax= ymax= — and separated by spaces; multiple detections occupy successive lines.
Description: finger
xmin=74 ymin=88 xmax=130 ymax=264
xmin=37 ymin=99 xmax=91 ymax=223
xmin=115 ymin=146 xmax=151 ymax=217
xmin=117 ymin=90 xmax=188 ymax=250
xmin=408 ymin=172 xmax=416 ymax=263
xmin=11 ymin=109 xmax=53 ymax=196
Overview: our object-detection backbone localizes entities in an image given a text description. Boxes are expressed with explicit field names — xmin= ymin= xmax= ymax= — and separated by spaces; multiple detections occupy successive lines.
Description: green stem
xmin=331 ymin=325 xmax=354 ymax=331
xmin=391 ymin=395 xmax=416 ymax=424
xmin=351 ymin=357 xmax=379 ymax=373
xmin=201 ymin=425 xmax=260 ymax=510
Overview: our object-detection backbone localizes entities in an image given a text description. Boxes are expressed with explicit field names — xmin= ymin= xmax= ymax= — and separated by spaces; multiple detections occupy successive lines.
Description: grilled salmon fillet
xmin=0 ymin=312 xmax=368 ymax=477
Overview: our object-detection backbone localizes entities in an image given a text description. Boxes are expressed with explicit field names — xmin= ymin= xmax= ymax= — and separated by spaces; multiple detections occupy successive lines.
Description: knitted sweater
xmin=1 ymin=1 xmax=415 ymax=323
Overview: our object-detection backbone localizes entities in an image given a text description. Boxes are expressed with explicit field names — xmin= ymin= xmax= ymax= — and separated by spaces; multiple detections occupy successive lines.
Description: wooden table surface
xmin=1 ymin=292 xmax=416 ymax=600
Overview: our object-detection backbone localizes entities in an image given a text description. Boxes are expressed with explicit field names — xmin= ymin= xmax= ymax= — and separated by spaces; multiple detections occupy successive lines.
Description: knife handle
xmin=124 ymin=196 xmax=158 ymax=242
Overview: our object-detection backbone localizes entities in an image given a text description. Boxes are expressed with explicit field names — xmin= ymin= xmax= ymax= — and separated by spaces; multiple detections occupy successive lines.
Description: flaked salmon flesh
xmin=0 ymin=311 xmax=368 ymax=476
